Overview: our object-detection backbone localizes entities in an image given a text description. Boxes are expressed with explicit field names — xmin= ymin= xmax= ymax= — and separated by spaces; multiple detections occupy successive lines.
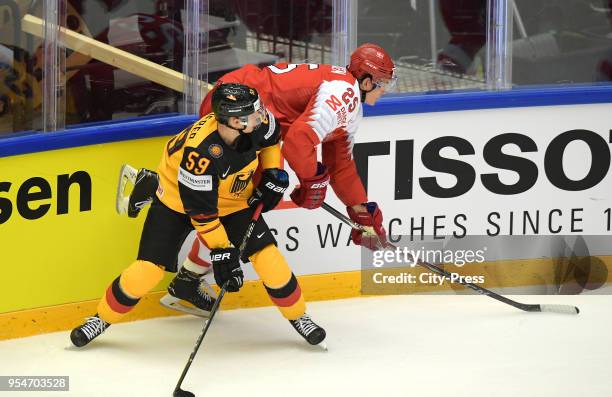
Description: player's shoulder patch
xmin=208 ymin=143 xmax=223 ymax=158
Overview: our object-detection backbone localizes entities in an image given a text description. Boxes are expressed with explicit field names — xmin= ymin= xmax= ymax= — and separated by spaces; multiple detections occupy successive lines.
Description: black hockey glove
xmin=210 ymin=247 xmax=243 ymax=292
xmin=128 ymin=168 xmax=158 ymax=218
xmin=248 ymin=168 xmax=289 ymax=212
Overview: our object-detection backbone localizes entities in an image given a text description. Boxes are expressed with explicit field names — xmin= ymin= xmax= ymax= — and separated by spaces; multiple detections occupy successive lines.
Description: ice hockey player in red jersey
xmin=120 ymin=44 xmax=395 ymax=313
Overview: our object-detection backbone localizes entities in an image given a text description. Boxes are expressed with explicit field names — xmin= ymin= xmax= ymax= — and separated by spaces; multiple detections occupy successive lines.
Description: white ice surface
xmin=1 ymin=294 xmax=611 ymax=397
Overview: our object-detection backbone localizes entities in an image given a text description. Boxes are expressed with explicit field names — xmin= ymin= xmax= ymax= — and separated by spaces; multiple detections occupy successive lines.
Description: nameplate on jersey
xmin=178 ymin=168 xmax=213 ymax=191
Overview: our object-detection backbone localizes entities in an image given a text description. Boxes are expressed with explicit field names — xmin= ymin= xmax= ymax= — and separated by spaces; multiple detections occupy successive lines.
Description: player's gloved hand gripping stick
xmin=321 ymin=202 xmax=580 ymax=315
xmin=346 ymin=202 xmax=387 ymax=251
xmin=173 ymin=203 xmax=264 ymax=397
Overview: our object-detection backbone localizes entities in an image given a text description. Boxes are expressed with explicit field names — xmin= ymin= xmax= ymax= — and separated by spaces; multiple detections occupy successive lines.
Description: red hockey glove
xmin=347 ymin=202 xmax=387 ymax=251
xmin=290 ymin=162 xmax=330 ymax=209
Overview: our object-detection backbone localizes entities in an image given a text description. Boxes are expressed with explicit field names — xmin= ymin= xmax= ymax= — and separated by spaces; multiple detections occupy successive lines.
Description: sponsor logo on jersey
xmin=208 ymin=144 xmax=223 ymax=158
xmin=178 ymin=168 xmax=213 ymax=191
xmin=230 ymin=171 xmax=254 ymax=196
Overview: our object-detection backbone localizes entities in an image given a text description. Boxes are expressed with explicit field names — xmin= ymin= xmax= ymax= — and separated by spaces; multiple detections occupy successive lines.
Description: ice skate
xmin=70 ymin=315 xmax=110 ymax=347
xmin=289 ymin=314 xmax=327 ymax=350
xmin=160 ymin=267 xmax=216 ymax=317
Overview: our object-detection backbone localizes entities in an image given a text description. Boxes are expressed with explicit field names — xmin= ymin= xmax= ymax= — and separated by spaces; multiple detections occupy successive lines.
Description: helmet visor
xmin=373 ymin=71 xmax=398 ymax=93
xmin=253 ymin=98 xmax=267 ymax=128
xmin=240 ymin=98 xmax=267 ymax=129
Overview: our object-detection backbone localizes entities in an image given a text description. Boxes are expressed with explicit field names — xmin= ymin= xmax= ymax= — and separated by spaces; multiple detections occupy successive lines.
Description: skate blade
xmin=116 ymin=164 xmax=138 ymax=215
xmin=159 ymin=294 xmax=212 ymax=318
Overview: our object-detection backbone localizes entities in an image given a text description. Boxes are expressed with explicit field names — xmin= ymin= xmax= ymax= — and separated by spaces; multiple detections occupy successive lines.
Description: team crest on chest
xmin=230 ymin=170 xmax=254 ymax=196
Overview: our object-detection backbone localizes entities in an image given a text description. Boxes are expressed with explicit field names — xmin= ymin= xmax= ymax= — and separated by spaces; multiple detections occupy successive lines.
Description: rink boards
xmin=1 ymin=89 xmax=612 ymax=339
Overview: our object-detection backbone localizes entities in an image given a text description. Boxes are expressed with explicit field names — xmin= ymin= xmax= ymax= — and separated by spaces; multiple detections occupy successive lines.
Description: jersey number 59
xmin=185 ymin=151 xmax=210 ymax=175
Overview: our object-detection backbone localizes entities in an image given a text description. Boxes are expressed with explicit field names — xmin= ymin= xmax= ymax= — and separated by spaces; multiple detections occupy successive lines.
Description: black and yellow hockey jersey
xmin=156 ymin=110 xmax=281 ymax=249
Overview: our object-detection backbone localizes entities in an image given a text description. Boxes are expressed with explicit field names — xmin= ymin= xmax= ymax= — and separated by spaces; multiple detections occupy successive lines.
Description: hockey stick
xmin=173 ymin=203 xmax=264 ymax=397
xmin=321 ymin=202 xmax=580 ymax=315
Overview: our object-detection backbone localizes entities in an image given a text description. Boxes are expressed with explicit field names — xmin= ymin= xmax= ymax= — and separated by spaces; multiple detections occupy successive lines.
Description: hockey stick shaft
xmin=320 ymin=203 xmax=579 ymax=315
xmin=239 ymin=203 xmax=264 ymax=254
xmin=173 ymin=281 xmax=228 ymax=395
xmin=174 ymin=203 xmax=264 ymax=395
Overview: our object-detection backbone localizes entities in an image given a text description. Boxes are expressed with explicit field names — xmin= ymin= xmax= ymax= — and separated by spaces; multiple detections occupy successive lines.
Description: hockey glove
xmin=248 ymin=168 xmax=289 ymax=212
xmin=290 ymin=162 xmax=330 ymax=209
xmin=347 ymin=202 xmax=387 ymax=251
xmin=210 ymin=247 xmax=243 ymax=292
xmin=127 ymin=168 xmax=159 ymax=217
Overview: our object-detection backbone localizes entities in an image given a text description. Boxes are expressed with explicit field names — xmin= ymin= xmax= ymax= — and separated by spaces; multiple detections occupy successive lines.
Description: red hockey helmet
xmin=348 ymin=43 xmax=397 ymax=91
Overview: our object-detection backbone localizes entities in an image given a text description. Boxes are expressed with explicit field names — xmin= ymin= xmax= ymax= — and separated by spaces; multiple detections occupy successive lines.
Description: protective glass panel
xmin=206 ymin=0 xmax=335 ymax=83
xmin=0 ymin=1 xmax=45 ymax=136
xmin=357 ymin=0 xmax=489 ymax=93
xmin=58 ymin=1 xmax=192 ymax=126
xmin=511 ymin=0 xmax=612 ymax=85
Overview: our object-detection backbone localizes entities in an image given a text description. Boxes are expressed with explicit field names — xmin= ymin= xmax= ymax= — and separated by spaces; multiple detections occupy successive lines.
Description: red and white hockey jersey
xmin=200 ymin=63 xmax=367 ymax=206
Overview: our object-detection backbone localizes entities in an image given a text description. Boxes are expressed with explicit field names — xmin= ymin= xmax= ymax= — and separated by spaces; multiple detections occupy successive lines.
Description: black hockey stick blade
xmin=173 ymin=387 xmax=195 ymax=397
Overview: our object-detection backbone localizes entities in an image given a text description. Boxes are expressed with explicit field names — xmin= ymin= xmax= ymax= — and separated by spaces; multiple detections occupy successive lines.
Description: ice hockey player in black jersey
xmin=71 ymin=83 xmax=326 ymax=349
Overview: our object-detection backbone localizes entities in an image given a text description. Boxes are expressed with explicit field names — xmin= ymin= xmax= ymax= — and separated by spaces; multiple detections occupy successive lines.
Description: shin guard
xmin=249 ymin=245 xmax=305 ymax=320
xmin=97 ymin=260 xmax=164 ymax=323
